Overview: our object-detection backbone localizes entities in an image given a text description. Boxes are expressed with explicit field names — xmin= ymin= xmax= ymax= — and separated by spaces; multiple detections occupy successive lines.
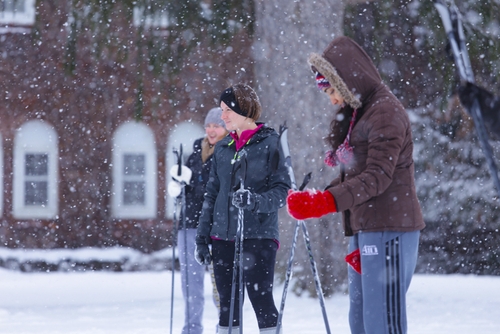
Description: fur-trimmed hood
xmin=308 ymin=36 xmax=382 ymax=109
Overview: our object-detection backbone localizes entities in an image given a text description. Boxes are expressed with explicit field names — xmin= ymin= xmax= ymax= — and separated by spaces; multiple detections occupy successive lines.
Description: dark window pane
xmin=2 ymin=0 xmax=25 ymax=13
xmin=25 ymin=181 xmax=48 ymax=205
xmin=25 ymin=153 xmax=48 ymax=176
xmin=123 ymin=181 xmax=145 ymax=205
xmin=124 ymin=154 xmax=145 ymax=176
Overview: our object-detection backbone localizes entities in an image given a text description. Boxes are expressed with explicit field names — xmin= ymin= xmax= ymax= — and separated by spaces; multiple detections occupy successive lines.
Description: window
xmin=0 ymin=132 xmax=3 ymax=217
xmin=13 ymin=120 xmax=58 ymax=219
xmin=112 ymin=122 xmax=157 ymax=219
xmin=133 ymin=6 xmax=169 ymax=28
xmin=0 ymin=0 xmax=36 ymax=26
xmin=24 ymin=153 xmax=48 ymax=205
xmin=165 ymin=122 xmax=204 ymax=218
xmin=123 ymin=153 xmax=146 ymax=205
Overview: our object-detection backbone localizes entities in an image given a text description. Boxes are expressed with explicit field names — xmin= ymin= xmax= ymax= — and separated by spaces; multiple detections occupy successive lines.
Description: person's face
xmin=205 ymin=123 xmax=226 ymax=145
xmin=220 ymin=101 xmax=248 ymax=133
xmin=324 ymin=86 xmax=345 ymax=107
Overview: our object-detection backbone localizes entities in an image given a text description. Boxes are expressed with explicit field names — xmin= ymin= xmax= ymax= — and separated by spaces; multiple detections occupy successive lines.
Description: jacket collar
xmin=229 ymin=124 xmax=264 ymax=151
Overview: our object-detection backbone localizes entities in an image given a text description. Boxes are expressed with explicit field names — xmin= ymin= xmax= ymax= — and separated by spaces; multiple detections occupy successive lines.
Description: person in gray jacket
xmin=287 ymin=37 xmax=425 ymax=334
xmin=195 ymin=83 xmax=290 ymax=334
xmin=168 ymin=107 xmax=227 ymax=334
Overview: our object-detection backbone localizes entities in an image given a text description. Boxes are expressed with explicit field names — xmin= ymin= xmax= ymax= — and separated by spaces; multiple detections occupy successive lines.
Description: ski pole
xmin=277 ymin=124 xmax=331 ymax=334
xmin=228 ymin=151 xmax=247 ymax=334
xmin=275 ymin=173 xmax=311 ymax=334
xmin=169 ymin=194 xmax=178 ymax=334
xmin=434 ymin=0 xmax=500 ymax=197
xmin=300 ymin=221 xmax=331 ymax=334
xmin=170 ymin=145 xmax=185 ymax=334
xmin=179 ymin=151 xmax=192 ymax=334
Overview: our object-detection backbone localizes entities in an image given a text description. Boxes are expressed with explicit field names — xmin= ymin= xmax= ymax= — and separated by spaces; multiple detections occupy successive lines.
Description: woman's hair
xmin=325 ymin=105 xmax=355 ymax=151
xmin=232 ymin=83 xmax=262 ymax=121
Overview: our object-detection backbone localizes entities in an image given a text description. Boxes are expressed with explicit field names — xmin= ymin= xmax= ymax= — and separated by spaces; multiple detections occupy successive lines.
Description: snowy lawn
xmin=0 ymin=268 xmax=499 ymax=334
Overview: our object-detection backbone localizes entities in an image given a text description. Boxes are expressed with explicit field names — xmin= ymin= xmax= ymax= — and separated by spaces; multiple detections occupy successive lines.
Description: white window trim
xmin=133 ymin=6 xmax=169 ymax=28
xmin=0 ymin=132 xmax=3 ymax=217
xmin=166 ymin=122 xmax=204 ymax=218
xmin=112 ymin=121 xmax=157 ymax=219
xmin=0 ymin=0 xmax=36 ymax=26
xmin=13 ymin=120 xmax=58 ymax=219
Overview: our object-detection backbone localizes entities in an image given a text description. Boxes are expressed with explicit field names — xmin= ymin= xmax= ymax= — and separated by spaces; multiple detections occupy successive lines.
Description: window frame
xmin=13 ymin=120 xmax=58 ymax=219
xmin=112 ymin=121 xmax=157 ymax=219
xmin=132 ymin=6 xmax=169 ymax=29
xmin=0 ymin=0 xmax=36 ymax=26
xmin=0 ymin=132 xmax=3 ymax=217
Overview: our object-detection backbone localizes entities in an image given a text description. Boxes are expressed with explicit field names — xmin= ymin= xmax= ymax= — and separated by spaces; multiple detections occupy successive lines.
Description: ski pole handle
xmin=173 ymin=144 xmax=184 ymax=177
xmin=178 ymin=144 xmax=183 ymax=176
xmin=298 ymin=172 xmax=312 ymax=191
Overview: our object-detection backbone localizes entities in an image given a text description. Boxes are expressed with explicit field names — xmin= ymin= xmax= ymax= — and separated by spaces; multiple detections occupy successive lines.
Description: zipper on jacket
xmin=340 ymin=164 xmax=354 ymax=236
xmin=225 ymin=138 xmax=251 ymax=240
xmin=229 ymin=138 xmax=252 ymax=165
xmin=226 ymin=139 xmax=237 ymax=240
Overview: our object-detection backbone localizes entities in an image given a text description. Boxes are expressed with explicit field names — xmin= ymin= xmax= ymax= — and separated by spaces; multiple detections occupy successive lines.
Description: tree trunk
xmin=253 ymin=0 xmax=349 ymax=296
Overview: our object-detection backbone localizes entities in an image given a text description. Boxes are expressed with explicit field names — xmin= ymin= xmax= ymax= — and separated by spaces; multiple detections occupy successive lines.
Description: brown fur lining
xmin=308 ymin=53 xmax=362 ymax=109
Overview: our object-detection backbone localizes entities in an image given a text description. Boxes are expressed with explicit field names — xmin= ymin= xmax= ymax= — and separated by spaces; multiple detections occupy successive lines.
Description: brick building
xmin=0 ymin=1 xmax=253 ymax=252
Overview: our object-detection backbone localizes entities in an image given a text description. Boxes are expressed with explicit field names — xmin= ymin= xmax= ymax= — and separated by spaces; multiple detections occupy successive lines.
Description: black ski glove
xmin=458 ymin=82 xmax=484 ymax=111
xmin=458 ymin=82 xmax=500 ymax=139
xmin=195 ymin=235 xmax=212 ymax=265
xmin=232 ymin=188 xmax=257 ymax=211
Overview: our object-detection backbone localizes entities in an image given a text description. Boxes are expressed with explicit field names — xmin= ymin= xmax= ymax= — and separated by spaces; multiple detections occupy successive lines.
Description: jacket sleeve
xmin=253 ymin=138 xmax=291 ymax=214
xmin=326 ymin=176 xmax=341 ymax=190
xmin=328 ymin=109 xmax=405 ymax=211
xmin=196 ymin=147 xmax=219 ymax=239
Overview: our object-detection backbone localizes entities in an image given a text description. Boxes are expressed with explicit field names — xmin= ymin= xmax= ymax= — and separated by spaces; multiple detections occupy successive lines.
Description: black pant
xmin=212 ymin=239 xmax=279 ymax=329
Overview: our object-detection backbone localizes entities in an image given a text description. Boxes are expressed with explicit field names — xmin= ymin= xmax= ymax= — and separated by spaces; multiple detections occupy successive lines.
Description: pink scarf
xmin=324 ymin=109 xmax=357 ymax=167
xmin=230 ymin=124 xmax=264 ymax=151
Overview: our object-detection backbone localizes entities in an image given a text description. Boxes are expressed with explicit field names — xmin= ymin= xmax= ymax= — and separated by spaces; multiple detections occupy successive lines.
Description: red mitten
xmin=286 ymin=189 xmax=337 ymax=220
xmin=345 ymin=249 xmax=361 ymax=274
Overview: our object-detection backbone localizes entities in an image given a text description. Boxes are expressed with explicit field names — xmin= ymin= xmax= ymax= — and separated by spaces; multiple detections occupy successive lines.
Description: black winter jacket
xmin=180 ymin=138 xmax=213 ymax=230
xmin=197 ymin=125 xmax=290 ymax=242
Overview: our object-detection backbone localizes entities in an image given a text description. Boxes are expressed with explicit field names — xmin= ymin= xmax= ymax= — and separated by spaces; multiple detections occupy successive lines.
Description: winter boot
xmin=259 ymin=327 xmax=282 ymax=334
xmin=218 ymin=326 xmax=240 ymax=334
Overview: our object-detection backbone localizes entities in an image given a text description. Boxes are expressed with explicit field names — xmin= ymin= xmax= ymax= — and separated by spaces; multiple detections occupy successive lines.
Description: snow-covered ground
xmin=0 ymin=248 xmax=499 ymax=334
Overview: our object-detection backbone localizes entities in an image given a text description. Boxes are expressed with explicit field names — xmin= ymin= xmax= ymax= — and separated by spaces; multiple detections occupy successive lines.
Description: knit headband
xmin=220 ymin=87 xmax=246 ymax=117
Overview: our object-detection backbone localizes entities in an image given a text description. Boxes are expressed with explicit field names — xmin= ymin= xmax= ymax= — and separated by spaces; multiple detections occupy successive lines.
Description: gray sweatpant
xmin=178 ymin=228 xmax=206 ymax=334
xmin=348 ymin=230 xmax=420 ymax=334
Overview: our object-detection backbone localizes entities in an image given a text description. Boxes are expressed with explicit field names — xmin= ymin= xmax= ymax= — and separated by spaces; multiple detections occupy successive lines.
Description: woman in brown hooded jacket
xmin=287 ymin=36 xmax=425 ymax=334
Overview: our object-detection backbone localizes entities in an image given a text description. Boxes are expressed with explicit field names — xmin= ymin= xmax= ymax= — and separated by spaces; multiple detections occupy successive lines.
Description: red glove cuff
xmin=286 ymin=189 xmax=337 ymax=220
